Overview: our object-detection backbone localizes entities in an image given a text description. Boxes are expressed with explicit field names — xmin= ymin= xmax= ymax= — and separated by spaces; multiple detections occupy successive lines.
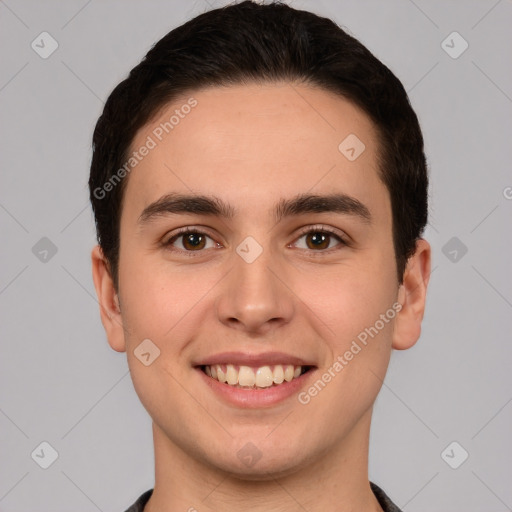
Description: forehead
xmin=123 ymin=82 xmax=388 ymax=225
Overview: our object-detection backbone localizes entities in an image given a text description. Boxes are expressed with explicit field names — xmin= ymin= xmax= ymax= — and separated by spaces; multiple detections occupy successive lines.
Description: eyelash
xmin=162 ymin=224 xmax=348 ymax=257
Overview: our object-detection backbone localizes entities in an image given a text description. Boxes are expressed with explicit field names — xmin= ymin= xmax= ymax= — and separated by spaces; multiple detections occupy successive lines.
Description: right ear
xmin=91 ymin=245 xmax=126 ymax=352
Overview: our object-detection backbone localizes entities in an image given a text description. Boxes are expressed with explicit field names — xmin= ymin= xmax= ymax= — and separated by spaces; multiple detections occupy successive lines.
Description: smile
xmin=202 ymin=364 xmax=310 ymax=389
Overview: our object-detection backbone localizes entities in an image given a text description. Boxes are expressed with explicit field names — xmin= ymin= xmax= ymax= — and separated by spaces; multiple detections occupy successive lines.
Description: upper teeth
xmin=204 ymin=364 xmax=303 ymax=388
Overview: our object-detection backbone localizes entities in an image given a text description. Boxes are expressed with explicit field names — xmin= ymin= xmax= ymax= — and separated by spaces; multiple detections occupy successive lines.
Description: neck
xmin=145 ymin=408 xmax=383 ymax=512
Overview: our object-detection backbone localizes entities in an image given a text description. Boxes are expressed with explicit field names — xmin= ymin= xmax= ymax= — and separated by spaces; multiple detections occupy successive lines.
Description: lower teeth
xmin=228 ymin=383 xmax=280 ymax=389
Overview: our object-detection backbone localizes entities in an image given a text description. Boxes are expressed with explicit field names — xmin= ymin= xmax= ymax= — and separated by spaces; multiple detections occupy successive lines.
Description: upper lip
xmin=194 ymin=351 xmax=316 ymax=368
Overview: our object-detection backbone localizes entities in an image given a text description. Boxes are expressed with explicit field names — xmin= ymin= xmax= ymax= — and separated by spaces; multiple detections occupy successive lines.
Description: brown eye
xmin=181 ymin=232 xmax=206 ymax=250
xmin=293 ymin=228 xmax=346 ymax=251
xmin=166 ymin=230 xmax=216 ymax=252
xmin=305 ymin=232 xmax=331 ymax=250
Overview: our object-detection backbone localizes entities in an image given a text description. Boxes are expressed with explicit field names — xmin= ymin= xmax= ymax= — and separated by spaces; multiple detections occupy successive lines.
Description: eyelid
xmin=293 ymin=223 xmax=348 ymax=243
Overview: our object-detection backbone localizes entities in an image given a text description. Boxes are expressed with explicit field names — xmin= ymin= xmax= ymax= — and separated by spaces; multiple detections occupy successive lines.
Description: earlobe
xmin=91 ymin=245 xmax=127 ymax=352
xmin=392 ymin=238 xmax=431 ymax=350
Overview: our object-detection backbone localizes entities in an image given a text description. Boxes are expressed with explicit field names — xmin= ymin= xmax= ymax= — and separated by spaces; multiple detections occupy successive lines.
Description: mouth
xmin=198 ymin=364 xmax=315 ymax=390
xmin=193 ymin=351 xmax=318 ymax=407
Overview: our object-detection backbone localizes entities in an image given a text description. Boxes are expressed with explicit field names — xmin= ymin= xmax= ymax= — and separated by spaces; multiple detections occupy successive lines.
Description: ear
xmin=91 ymin=245 xmax=126 ymax=352
xmin=392 ymin=238 xmax=431 ymax=350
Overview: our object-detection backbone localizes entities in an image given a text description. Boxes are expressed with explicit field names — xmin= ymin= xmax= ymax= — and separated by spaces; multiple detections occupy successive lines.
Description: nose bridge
xmin=215 ymin=237 xmax=294 ymax=332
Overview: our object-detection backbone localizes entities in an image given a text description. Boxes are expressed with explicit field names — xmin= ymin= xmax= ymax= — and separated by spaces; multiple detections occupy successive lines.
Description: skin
xmin=91 ymin=82 xmax=431 ymax=512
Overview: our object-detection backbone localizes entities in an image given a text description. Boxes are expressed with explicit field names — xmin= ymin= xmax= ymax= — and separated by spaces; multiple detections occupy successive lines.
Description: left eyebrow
xmin=137 ymin=192 xmax=372 ymax=226
xmin=273 ymin=192 xmax=372 ymax=225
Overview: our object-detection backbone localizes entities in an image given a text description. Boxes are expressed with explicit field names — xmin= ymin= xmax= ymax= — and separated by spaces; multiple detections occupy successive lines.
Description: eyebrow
xmin=137 ymin=192 xmax=372 ymax=226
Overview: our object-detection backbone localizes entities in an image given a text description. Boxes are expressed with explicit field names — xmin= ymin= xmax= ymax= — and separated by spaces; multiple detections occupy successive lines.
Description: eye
xmin=292 ymin=225 xmax=347 ymax=252
xmin=162 ymin=225 xmax=348 ymax=255
xmin=163 ymin=228 xmax=219 ymax=253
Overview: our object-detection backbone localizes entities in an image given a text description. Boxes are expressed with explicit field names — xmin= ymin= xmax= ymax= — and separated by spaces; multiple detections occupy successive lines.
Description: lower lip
xmin=195 ymin=367 xmax=316 ymax=408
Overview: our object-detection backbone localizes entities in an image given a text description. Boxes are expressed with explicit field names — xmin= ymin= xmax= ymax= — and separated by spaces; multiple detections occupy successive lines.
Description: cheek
xmin=118 ymin=250 xmax=221 ymax=346
xmin=292 ymin=257 xmax=397 ymax=343
xmin=297 ymin=262 xmax=398 ymax=420
xmin=296 ymin=271 xmax=397 ymax=436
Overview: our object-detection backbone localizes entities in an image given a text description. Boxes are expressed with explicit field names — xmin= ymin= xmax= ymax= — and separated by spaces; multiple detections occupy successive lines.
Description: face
xmin=92 ymin=82 xmax=430 ymax=478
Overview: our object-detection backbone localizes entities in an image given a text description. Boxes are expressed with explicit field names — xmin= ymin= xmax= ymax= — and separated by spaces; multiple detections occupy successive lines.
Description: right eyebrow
xmin=138 ymin=193 xmax=236 ymax=226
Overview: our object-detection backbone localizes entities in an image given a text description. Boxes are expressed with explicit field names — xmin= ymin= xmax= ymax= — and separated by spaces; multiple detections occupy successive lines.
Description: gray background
xmin=1 ymin=0 xmax=511 ymax=510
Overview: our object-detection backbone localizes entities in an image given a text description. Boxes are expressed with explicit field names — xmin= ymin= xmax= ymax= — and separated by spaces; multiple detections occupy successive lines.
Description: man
xmin=89 ymin=2 xmax=431 ymax=510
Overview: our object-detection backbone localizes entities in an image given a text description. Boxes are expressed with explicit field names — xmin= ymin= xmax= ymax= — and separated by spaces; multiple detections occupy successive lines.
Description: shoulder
xmin=370 ymin=482 xmax=403 ymax=512
xmin=123 ymin=489 xmax=153 ymax=512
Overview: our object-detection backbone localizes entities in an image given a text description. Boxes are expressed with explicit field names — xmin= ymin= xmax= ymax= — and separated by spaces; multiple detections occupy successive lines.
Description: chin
xmin=222 ymin=459 xmax=307 ymax=482
xmin=206 ymin=441 xmax=313 ymax=481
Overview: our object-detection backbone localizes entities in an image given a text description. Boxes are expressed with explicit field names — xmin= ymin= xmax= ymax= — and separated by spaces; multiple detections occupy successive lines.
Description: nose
xmin=215 ymin=244 xmax=295 ymax=335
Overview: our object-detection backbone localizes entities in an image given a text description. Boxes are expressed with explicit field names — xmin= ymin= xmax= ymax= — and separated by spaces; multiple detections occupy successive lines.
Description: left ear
xmin=392 ymin=238 xmax=431 ymax=350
